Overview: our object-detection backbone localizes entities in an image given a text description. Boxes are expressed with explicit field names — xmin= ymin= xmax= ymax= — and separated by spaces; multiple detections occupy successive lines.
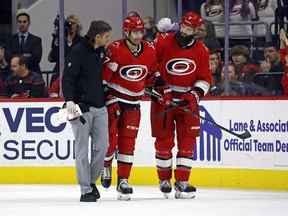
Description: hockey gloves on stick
xmin=105 ymin=95 xmax=121 ymax=119
xmin=152 ymin=86 xmax=172 ymax=107
xmin=179 ymin=89 xmax=201 ymax=111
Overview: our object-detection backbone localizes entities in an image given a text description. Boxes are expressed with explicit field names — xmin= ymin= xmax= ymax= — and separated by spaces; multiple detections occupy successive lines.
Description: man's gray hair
xmin=87 ymin=20 xmax=112 ymax=41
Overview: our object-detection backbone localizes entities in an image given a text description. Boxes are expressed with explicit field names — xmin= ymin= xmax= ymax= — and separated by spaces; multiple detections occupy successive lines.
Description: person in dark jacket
xmin=5 ymin=12 xmax=42 ymax=73
xmin=62 ymin=20 xmax=112 ymax=202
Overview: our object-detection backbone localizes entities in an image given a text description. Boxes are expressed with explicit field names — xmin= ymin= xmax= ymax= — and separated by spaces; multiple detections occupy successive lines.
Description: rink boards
xmin=0 ymin=97 xmax=287 ymax=190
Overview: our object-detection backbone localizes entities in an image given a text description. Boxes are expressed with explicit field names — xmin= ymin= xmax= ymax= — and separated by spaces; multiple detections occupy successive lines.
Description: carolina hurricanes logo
xmin=230 ymin=9 xmax=241 ymax=16
xmin=258 ymin=3 xmax=266 ymax=11
xmin=119 ymin=65 xmax=148 ymax=82
xmin=208 ymin=9 xmax=223 ymax=17
xmin=166 ymin=58 xmax=196 ymax=76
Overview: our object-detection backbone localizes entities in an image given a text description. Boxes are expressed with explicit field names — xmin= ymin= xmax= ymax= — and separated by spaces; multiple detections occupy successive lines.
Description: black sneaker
xmin=80 ymin=192 xmax=97 ymax=202
xmin=90 ymin=183 xmax=100 ymax=199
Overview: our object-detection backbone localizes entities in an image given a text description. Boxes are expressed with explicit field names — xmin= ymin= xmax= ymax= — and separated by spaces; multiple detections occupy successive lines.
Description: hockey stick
xmin=153 ymin=86 xmax=217 ymax=119
xmin=147 ymin=89 xmax=252 ymax=140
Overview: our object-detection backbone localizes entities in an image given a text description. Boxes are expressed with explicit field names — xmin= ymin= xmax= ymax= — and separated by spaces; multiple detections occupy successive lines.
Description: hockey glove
xmin=154 ymin=86 xmax=172 ymax=107
xmin=179 ymin=89 xmax=201 ymax=111
xmin=105 ymin=95 xmax=121 ymax=118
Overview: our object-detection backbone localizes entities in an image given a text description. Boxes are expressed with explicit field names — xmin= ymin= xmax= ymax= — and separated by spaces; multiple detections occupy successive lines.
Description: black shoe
xmin=90 ymin=183 xmax=100 ymax=199
xmin=80 ymin=192 xmax=97 ymax=202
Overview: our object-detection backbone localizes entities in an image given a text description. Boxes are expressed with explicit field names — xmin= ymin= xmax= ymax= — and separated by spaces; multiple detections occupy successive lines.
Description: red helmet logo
xmin=181 ymin=12 xmax=202 ymax=28
xmin=123 ymin=16 xmax=144 ymax=32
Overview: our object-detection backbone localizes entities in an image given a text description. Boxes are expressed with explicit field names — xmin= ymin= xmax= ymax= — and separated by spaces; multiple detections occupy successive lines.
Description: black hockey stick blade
xmin=236 ymin=130 xmax=252 ymax=139
xmin=182 ymin=107 xmax=252 ymax=140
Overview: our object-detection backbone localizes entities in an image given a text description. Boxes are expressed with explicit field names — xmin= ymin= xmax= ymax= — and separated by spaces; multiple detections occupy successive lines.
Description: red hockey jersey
xmin=103 ymin=39 xmax=158 ymax=103
xmin=153 ymin=33 xmax=211 ymax=95
xmin=280 ymin=46 xmax=288 ymax=95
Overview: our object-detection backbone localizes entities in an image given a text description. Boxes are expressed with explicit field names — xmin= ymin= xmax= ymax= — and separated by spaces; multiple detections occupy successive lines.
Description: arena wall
xmin=0 ymin=97 xmax=287 ymax=190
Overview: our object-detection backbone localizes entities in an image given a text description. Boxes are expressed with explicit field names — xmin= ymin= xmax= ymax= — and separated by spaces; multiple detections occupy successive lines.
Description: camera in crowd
xmin=53 ymin=15 xmax=72 ymax=37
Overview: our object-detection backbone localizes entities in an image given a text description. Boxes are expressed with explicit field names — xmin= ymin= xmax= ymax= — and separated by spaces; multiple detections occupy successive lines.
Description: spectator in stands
xmin=210 ymin=63 xmax=239 ymax=95
xmin=143 ymin=16 xmax=156 ymax=42
xmin=200 ymin=0 xmax=225 ymax=43
xmin=48 ymin=76 xmax=60 ymax=98
xmin=195 ymin=19 xmax=221 ymax=53
xmin=211 ymin=63 xmax=268 ymax=95
xmin=0 ymin=54 xmax=45 ymax=98
xmin=254 ymin=0 xmax=284 ymax=40
xmin=0 ymin=44 xmax=10 ymax=92
xmin=155 ymin=17 xmax=179 ymax=36
xmin=230 ymin=44 xmax=260 ymax=82
xmin=209 ymin=51 xmax=222 ymax=87
xmin=229 ymin=0 xmax=259 ymax=47
xmin=280 ymin=28 xmax=288 ymax=95
xmin=5 ymin=12 xmax=42 ymax=73
xmin=48 ymin=14 xmax=83 ymax=86
xmin=260 ymin=42 xmax=285 ymax=95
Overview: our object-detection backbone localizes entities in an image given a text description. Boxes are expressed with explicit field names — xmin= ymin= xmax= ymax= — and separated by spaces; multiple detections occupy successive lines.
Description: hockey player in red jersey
xmin=101 ymin=16 xmax=172 ymax=200
xmin=151 ymin=12 xmax=212 ymax=199
xmin=280 ymin=28 xmax=288 ymax=95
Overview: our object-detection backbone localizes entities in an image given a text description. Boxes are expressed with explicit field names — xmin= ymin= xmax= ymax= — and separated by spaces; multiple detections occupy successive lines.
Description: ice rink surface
xmin=0 ymin=185 xmax=287 ymax=216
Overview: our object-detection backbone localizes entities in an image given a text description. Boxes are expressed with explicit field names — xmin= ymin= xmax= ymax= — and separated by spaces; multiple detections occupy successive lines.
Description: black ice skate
xmin=174 ymin=181 xmax=196 ymax=199
xmin=117 ymin=178 xmax=133 ymax=201
xmin=90 ymin=183 xmax=100 ymax=199
xmin=159 ymin=180 xmax=172 ymax=198
xmin=101 ymin=166 xmax=112 ymax=189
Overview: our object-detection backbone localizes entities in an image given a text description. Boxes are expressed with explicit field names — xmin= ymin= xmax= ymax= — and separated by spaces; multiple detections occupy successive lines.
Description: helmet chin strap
xmin=126 ymin=33 xmax=139 ymax=47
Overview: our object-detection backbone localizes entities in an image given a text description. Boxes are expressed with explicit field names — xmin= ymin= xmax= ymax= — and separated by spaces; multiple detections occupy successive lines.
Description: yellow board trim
xmin=1 ymin=167 xmax=287 ymax=190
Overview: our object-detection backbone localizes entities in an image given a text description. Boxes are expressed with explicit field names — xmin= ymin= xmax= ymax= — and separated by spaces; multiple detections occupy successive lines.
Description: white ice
xmin=0 ymin=185 xmax=287 ymax=216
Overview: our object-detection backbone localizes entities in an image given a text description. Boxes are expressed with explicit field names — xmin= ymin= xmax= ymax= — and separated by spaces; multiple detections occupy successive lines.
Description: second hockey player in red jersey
xmin=151 ymin=12 xmax=212 ymax=199
xmin=101 ymin=16 xmax=171 ymax=200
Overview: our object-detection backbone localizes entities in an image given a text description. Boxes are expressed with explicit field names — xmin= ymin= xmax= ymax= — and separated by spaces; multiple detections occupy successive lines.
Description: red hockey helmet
xmin=123 ymin=16 xmax=145 ymax=32
xmin=181 ymin=12 xmax=202 ymax=29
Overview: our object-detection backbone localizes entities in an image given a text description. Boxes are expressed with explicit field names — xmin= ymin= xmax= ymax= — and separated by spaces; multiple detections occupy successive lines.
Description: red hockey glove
xmin=105 ymin=95 xmax=121 ymax=118
xmin=155 ymin=86 xmax=172 ymax=107
xmin=179 ymin=89 xmax=201 ymax=111
xmin=145 ymin=73 xmax=157 ymax=87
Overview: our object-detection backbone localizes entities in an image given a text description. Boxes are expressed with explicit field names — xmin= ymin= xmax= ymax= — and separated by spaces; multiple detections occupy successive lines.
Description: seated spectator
xmin=0 ymin=54 xmax=45 ymax=98
xmin=209 ymin=51 xmax=222 ymax=87
xmin=280 ymin=28 xmax=288 ymax=95
xmin=211 ymin=63 xmax=268 ymax=96
xmin=155 ymin=17 xmax=178 ymax=36
xmin=48 ymin=76 xmax=60 ymax=98
xmin=0 ymin=43 xmax=10 ymax=92
xmin=210 ymin=63 xmax=239 ymax=96
xmin=143 ymin=16 xmax=156 ymax=42
xmin=48 ymin=14 xmax=83 ymax=86
xmin=195 ymin=19 xmax=221 ymax=54
xmin=259 ymin=42 xmax=285 ymax=95
xmin=230 ymin=44 xmax=260 ymax=83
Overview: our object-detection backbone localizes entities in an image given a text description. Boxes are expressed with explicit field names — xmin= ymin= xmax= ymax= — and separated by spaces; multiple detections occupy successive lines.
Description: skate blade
xmin=175 ymin=191 xmax=195 ymax=199
xmin=163 ymin=193 xmax=170 ymax=199
xmin=117 ymin=192 xmax=131 ymax=201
